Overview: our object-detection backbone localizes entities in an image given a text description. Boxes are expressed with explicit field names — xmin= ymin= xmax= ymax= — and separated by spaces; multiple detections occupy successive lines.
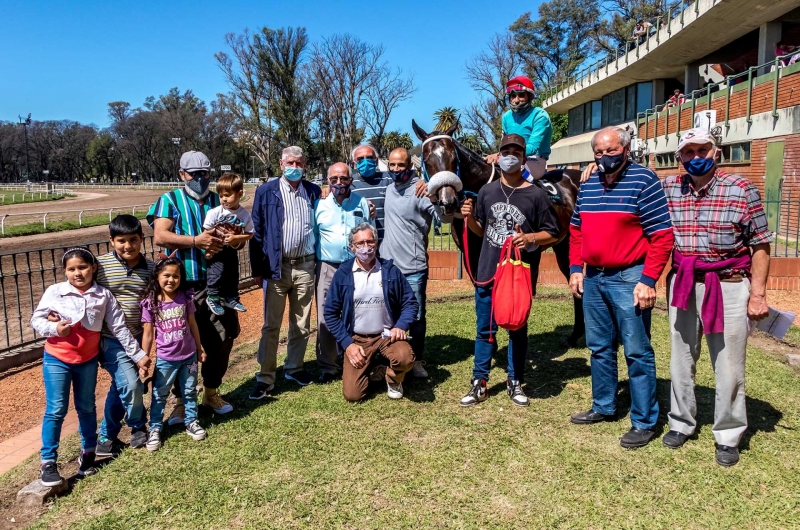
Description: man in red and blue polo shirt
xmin=661 ymin=128 xmax=771 ymax=467
xmin=568 ymin=127 xmax=674 ymax=449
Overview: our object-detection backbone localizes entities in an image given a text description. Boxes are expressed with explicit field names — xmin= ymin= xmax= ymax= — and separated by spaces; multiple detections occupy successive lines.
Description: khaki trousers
xmin=255 ymin=258 xmax=315 ymax=385
xmin=315 ymin=261 xmax=342 ymax=375
xmin=667 ymin=274 xmax=751 ymax=447
xmin=342 ymin=334 xmax=414 ymax=402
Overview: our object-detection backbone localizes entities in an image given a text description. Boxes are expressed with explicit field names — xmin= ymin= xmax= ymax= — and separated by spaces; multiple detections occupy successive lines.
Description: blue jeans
xmin=583 ymin=264 xmax=659 ymax=430
xmin=149 ymin=354 xmax=198 ymax=431
xmin=405 ymin=271 xmax=428 ymax=359
xmin=41 ymin=352 xmax=98 ymax=463
xmin=473 ymin=285 xmax=527 ymax=382
xmin=98 ymin=337 xmax=146 ymax=440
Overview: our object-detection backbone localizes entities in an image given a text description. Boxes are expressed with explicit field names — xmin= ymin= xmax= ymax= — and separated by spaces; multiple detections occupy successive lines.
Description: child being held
xmin=30 ymin=247 xmax=149 ymax=487
xmin=201 ymin=172 xmax=254 ymax=315
xmin=141 ymin=256 xmax=207 ymax=451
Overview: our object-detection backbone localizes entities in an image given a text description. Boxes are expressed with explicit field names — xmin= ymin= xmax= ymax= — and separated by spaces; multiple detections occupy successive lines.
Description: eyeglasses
xmin=328 ymin=176 xmax=352 ymax=183
xmin=353 ymin=240 xmax=377 ymax=248
xmin=355 ymin=156 xmax=377 ymax=163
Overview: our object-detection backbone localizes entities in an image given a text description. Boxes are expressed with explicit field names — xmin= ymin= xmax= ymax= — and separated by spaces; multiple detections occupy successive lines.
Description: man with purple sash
xmin=662 ymin=128 xmax=772 ymax=467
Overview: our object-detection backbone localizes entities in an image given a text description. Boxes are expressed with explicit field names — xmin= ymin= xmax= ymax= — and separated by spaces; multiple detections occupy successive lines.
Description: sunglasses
xmin=329 ymin=176 xmax=352 ymax=183
xmin=186 ymin=170 xmax=209 ymax=177
xmin=355 ymin=156 xmax=377 ymax=163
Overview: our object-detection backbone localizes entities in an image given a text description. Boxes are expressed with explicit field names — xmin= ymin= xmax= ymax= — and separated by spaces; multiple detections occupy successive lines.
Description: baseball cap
xmin=499 ymin=133 xmax=526 ymax=151
xmin=180 ymin=150 xmax=212 ymax=172
xmin=676 ymin=128 xmax=716 ymax=154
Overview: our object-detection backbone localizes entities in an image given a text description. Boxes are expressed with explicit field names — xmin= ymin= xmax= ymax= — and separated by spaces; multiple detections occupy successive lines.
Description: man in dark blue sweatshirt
xmin=324 ymin=223 xmax=418 ymax=402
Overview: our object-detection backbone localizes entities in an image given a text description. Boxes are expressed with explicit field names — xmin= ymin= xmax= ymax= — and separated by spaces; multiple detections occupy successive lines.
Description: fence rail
xmin=0 ymin=236 xmax=253 ymax=355
xmin=0 ymin=204 xmax=153 ymax=235
xmin=0 ymin=189 xmax=68 ymax=204
xmin=764 ymin=197 xmax=800 ymax=258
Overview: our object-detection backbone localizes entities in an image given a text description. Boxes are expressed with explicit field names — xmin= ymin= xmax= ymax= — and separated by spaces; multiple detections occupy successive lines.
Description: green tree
xmin=433 ymin=107 xmax=461 ymax=134
xmin=86 ymin=132 xmax=116 ymax=182
xmin=457 ymin=132 xmax=485 ymax=153
xmin=596 ymin=0 xmax=666 ymax=54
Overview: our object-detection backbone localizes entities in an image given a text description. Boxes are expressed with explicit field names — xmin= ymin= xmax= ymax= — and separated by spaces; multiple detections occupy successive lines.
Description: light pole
xmin=171 ymin=138 xmax=181 ymax=182
xmin=18 ymin=114 xmax=31 ymax=183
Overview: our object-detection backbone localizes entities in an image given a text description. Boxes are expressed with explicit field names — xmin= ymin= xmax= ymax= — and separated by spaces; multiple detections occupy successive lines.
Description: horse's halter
xmin=419 ymin=134 xmax=477 ymax=206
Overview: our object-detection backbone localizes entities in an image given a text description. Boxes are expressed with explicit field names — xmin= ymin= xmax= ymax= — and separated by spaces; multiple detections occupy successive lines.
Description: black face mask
xmin=390 ymin=169 xmax=413 ymax=185
xmin=597 ymin=152 xmax=627 ymax=174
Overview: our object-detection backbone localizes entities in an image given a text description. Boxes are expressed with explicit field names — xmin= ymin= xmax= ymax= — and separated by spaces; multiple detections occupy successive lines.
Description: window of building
xmin=584 ymin=102 xmax=592 ymax=131
xmin=719 ymin=142 xmax=751 ymax=164
xmin=625 ymin=85 xmax=637 ymax=121
xmin=568 ymin=106 xmax=584 ymax=137
xmin=591 ymin=100 xmax=602 ymax=130
xmin=636 ymin=82 xmax=653 ymax=114
xmin=655 ymin=153 xmax=678 ymax=168
xmin=609 ymin=89 xmax=626 ymax=124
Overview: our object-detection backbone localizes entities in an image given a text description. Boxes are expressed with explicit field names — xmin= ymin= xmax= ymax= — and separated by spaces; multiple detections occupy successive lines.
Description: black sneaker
xmin=78 ymin=451 xmax=97 ymax=477
xmin=460 ymin=379 xmax=488 ymax=407
xmin=40 ymin=462 xmax=63 ymax=487
xmin=249 ymin=381 xmax=275 ymax=400
xmin=130 ymin=428 xmax=148 ymax=449
xmin=506 ymin=380 xmax=530 ymax=407
xmin=285 ymin=369 xmax=314 ymax=386
xmin=96 ymin=437 xmax=125 ymax=458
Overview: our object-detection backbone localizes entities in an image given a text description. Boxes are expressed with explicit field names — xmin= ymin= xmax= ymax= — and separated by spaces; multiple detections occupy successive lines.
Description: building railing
xmin=0 ymin=236 xmax=253 ymax=355
xmin=764 ymin=197 xmax=800 ymax=258
xmin=543 ymin=0 xmax=705 ymax=105
xmin=637 ymin=52 xmax=800 ymax=143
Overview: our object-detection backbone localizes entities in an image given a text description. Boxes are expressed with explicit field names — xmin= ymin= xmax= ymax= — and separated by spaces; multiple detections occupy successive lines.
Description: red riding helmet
xmin=505 ymin=76 xmax=535 ymax=95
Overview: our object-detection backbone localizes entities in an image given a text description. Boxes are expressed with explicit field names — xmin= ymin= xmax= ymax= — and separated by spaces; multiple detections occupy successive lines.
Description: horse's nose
xmin=442 ymin=196 xmax=459 ymax=214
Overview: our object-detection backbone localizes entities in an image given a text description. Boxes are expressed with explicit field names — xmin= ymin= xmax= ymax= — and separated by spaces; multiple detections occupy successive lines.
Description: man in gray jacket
xmin=380 ymin=148 xmax=437 ymax=378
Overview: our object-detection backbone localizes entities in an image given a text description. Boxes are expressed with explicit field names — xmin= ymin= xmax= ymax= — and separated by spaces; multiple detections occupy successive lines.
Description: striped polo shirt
xmin=95 ymin=251 xmax=153 ymax=338
xmin=569 ymin=162 xmax=674 ymax=286
xmin=351 ymin=172 xmax=393 ymax=241
xmin=146 ymin=189 xmax=220 ymax=282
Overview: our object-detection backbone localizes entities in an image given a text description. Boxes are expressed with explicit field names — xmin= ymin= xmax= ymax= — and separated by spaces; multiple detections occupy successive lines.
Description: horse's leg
xmin=553 ymin=237 xmax=585 ymax=347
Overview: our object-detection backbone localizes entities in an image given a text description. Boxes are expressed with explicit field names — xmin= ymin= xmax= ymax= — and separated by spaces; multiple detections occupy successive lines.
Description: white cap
xmin=180 ymin=150 xmax=211 ymax=172
xmin=676 ymin=128 xmax=716 ymax=155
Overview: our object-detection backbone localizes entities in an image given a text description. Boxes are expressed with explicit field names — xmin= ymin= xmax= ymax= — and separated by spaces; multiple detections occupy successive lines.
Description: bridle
xmin=420 ymin=134 xmax=494 ymax=207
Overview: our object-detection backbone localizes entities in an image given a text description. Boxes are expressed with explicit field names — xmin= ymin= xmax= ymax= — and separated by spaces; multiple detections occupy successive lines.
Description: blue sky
xmin=0 ymin=0 xmax=542 ymax=136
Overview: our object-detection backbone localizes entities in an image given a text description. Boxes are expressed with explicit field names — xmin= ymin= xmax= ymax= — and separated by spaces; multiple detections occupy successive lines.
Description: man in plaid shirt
xmin=662 ymin=128 xmax=772 ymax=467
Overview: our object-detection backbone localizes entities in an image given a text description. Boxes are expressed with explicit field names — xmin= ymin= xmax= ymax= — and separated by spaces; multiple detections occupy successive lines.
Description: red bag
xmin=463 ymin=224 xmax=533 ymax=342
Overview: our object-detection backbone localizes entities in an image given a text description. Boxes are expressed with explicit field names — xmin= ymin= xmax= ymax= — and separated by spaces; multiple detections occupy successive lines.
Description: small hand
xmin=389 ymin=328 xmax=407 ymax=343
xmin=414 ymin=180 xmax=428 ymax=198
xmin=511 ymin=223 xmax=530 ymax=249
xmin=569 ymin=273 xmax=584 ymax=299
xmin=223 ymin=233 xmax=233 ymax=245
xmin=632 ymin=282 xmax=656 ymax=309
xmin=460 ymin=198 xmax=474 ymax=219
xmin=56 ymin=321 xmax=72 ymax=337
xmin=345 ymin=343 xmax=367 ymax=369
xmin=47 ymin=311 xmax=60 ymax=322
xmin=368 ymin=201 xmax=376 ymax=220
xmin=199 ymin=349 xmax=208 ymax=363
xmin=747 ymin=293 xmax=769 ymax=321
xmin=195 ymin=230 xmax=224 ymax=254
xmin=136 ymin=356 xmax=151 ymax=374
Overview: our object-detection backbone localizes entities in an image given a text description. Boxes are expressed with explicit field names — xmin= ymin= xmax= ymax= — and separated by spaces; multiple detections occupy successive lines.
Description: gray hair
xmin=282 ymin=146 xmax=304 ymax=160
xmin=327 ymin=162 xmax=352 ymax=177
xmin=590 ymin=127 xmax=631 ymax=150
xmin=348 ymin=222 xmax=378 ymax=247
xmin=350 ymin=143 xmax=379 ymax=162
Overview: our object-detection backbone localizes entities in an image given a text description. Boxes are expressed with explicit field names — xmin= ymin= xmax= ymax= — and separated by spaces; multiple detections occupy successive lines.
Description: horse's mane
xmin=451 ymin=138 xmax=491 ymax=169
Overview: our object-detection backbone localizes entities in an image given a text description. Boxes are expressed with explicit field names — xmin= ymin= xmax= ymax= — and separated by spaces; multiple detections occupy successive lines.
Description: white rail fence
xmin=1 ymin=204 xmax=152 ymax=235
xmin=0 ymin=189 xmax=68 ymax=204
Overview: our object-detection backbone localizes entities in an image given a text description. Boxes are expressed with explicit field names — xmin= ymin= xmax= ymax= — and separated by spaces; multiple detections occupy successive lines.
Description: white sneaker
xmin=387 ymin=383 xmax=403 ymax=400
xmin=185 ymin=420 xmax=207 ymax=441
xmin=411 ymin=360 xmax=428 ymax=378
xmin=146 ymin=429 xmax=162 ymax=452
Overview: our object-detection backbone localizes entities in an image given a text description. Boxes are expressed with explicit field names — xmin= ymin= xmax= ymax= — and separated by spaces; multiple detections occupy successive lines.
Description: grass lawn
xmin=0 ymin=211 xmax=148 ymax=238
xmin=16 ymin=288 xmax=800 ymax=529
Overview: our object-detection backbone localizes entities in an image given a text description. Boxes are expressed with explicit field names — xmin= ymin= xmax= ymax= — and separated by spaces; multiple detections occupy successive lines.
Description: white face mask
xmin=498 ymin=154 xmax=522 ymax=173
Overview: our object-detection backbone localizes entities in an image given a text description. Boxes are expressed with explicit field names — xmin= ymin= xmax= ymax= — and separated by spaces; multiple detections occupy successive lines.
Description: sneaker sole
xmin=285 ymin=374 xmax=313 ymax=386
xmin=187 ymin=431 xmax=207 ymax=441
xmin=201 ymin=403 xmax=234 ymax=414
xmin=95 ymin=451 xmax=118 ymax=458
xmin=510 ymin=399 xmax=530 ymax=407
xmin=459 ymin=398 xmax=487 ymax=407
xmin=387 ymin=393 xmax=403 ymax=400
xmin=248 ymin=392 xmax=268 ymax=401
xmin=77 ymin=469 xmax=97 ymax=477
xmin=620 ymin=438 xmax=655 ymax=449
xmin=40 ymin=478 xmax=63 ymax=487
xmin=146 ymin=444 xmax=161 ymax=452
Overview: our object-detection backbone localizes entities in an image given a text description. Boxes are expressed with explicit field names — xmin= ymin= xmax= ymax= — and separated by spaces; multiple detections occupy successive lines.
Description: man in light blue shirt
xmin=314 ymin=162 xmax=374 ymax=383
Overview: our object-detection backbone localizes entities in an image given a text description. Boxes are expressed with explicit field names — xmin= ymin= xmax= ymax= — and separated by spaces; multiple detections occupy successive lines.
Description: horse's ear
xmin=412 ymin=120 xmax=428 ymax=142
xmin=444 ymin=121 xmax=459 ymax=138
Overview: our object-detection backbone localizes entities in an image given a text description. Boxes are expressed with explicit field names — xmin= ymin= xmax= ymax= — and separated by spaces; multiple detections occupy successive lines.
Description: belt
xmin=282 ymin=254 xmax=315 ymax=265
xmin=695 ymin=272 xmax=745 ymax=283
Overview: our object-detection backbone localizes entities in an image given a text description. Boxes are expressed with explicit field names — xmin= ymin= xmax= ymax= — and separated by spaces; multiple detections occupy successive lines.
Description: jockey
xmin=486 ymin=76 xmax=553 ymax=182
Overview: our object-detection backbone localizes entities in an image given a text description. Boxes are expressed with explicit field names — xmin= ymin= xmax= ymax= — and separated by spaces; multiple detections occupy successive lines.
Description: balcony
xmin=542 ymin=0 xmax=800 ymax=114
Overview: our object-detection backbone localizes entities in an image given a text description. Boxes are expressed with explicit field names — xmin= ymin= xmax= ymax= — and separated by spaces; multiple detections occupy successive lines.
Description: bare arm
xmin=141 ymin=322 xmax=155 ymax=361
xmin=748 ymin=243 xmax=770 ymax=320
xmin=153 ymin=217 xmax=223 ymax=255
xmin=460 ymin=198 xmax=484 ymax=237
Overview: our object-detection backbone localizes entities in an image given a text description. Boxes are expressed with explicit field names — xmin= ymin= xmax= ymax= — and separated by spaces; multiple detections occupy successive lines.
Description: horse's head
xmin=412 ymin=119 xmax=463 ymax=218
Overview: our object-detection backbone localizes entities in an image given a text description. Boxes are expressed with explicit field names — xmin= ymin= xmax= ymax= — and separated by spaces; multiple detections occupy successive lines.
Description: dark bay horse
xmin=412 ymin=120 xmax=585 ymax=346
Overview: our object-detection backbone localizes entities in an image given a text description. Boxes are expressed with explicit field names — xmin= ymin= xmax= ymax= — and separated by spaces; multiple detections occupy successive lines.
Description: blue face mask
xmin=356 ymin=158 xmax=377 ymax=177
xmin=284 ymin=167 xmax=303 ymax=182
xmin=684 ymin=157 xmax=715 ymax=177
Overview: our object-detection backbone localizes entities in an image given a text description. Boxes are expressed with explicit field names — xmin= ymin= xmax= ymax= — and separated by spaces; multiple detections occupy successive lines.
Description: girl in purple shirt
xmin=140 ymin=257 xmax=207 ymax=451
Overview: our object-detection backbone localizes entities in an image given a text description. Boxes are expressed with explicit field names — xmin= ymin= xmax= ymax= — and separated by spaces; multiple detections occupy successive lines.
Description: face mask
xmin=390 ymin=169 xmax=412 ymax=185
xmin=284 ymin=167 xmax=303 ymax=182
xmin=356 ymin=158 xmax=377 ymax=177
xmin=331 ymin=183 xmax=350 ymax=196
xmin=354 ymin=246 xmax=376 ymax=263
xmin=510 ymin=101 xmax=532 ymax=113
xmin=498 ymin=154 xmax=522 ymax=173
xmin=184 ymin=172 xmax=210 ymax=200
xmin=597 ymin=153 xmax=626 ymax=174
xmin=684 ymin=156 xmax=715 ymax=177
